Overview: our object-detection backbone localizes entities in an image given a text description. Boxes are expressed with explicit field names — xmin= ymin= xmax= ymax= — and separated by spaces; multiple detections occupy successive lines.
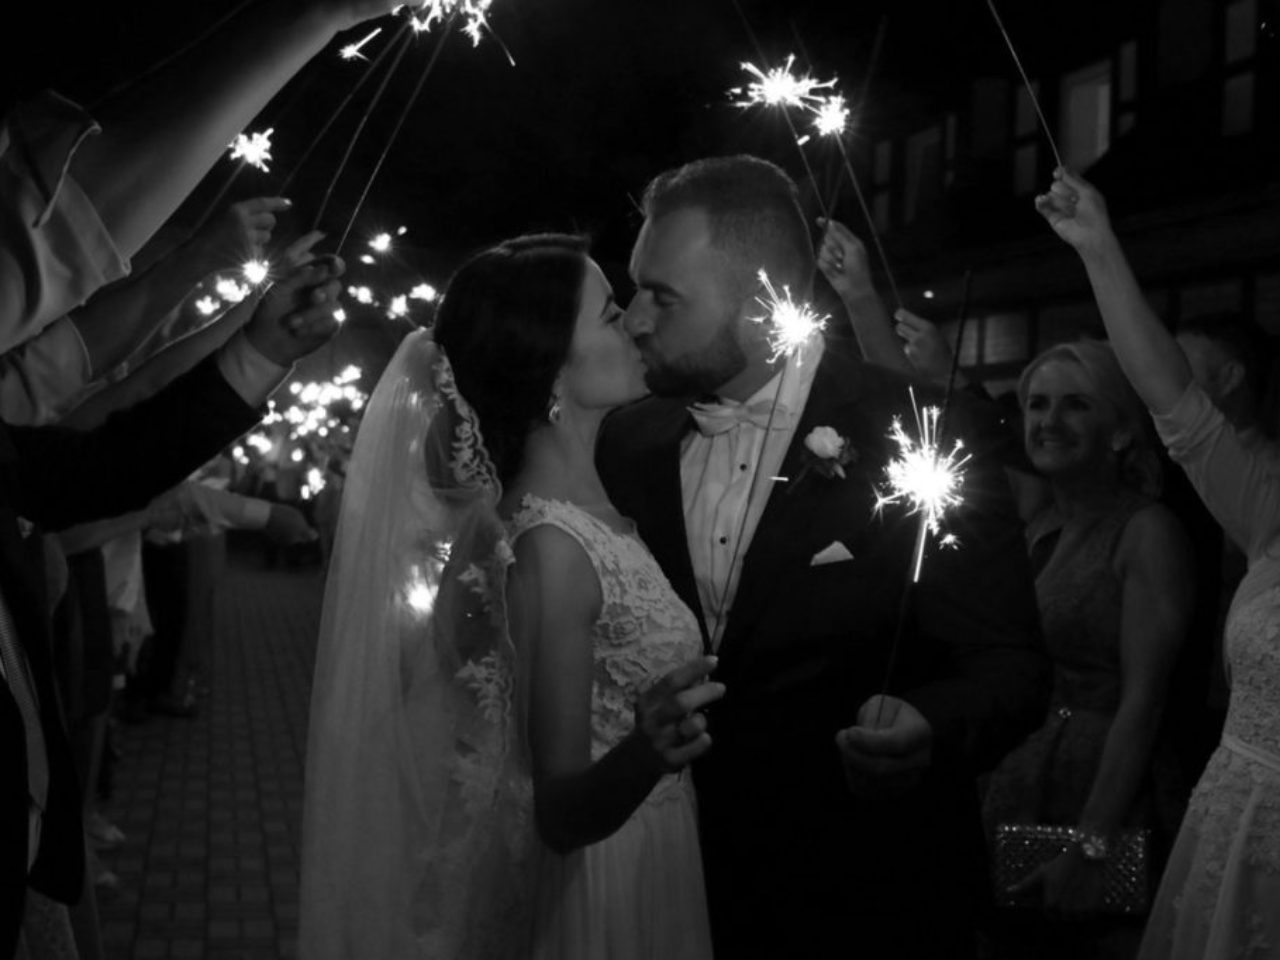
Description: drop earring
xmin=547 ymin=396 xmax=562 ymax=424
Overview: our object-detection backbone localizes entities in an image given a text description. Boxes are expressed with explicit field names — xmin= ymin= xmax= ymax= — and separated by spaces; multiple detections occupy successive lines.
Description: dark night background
xmin=0 ymin=1 xmax=1149 ymax=269
xmin=3 ymin=0 xmax=1276 ymax=382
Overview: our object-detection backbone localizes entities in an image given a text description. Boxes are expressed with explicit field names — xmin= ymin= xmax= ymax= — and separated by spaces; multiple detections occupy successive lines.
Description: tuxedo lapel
xmin=718 ymin=345 xmax=881 ymax=660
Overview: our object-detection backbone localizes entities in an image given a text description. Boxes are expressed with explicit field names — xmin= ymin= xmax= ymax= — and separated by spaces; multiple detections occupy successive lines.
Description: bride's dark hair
xmin=432 ymin=233 xmax=590 ymax=488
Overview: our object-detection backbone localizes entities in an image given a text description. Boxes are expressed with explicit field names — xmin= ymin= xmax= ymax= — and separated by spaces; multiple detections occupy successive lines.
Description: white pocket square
xmin=809 ymin=541 xmax=854 ymax=566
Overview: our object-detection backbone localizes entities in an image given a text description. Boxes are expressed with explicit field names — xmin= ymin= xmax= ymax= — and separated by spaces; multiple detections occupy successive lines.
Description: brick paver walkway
xmin=98 ymin=553 xmax=323 ymax=960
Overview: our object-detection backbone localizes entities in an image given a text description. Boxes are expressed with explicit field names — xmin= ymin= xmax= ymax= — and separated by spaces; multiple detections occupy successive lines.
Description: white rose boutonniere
xmin=791 ymin=425 xmax=858 ymax=491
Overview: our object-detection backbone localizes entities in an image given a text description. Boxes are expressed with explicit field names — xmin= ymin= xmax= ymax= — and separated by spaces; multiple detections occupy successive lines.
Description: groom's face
xmin=624 ymin=207 xmax=747 ymax=397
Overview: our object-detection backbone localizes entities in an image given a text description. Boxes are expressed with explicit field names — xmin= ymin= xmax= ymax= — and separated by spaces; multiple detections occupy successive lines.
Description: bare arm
xmin=1035 ymin=169 xmax=1191 ymax=415
xmin=1077 ymin=505 xmax=1193 ymax=837
xmin=816 ymin=218 xmax=912 ymax=374
xmin=69 ymin=0 xmax=395 ymax=258
xmin=71 ymin=198 xmax=293 ymax=376
xmin=509 ymin=525 xmax=722 ymax=853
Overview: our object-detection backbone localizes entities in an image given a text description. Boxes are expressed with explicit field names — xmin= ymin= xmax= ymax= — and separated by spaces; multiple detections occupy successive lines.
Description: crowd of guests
xmin=0 ymin=0 xmax=396 ymax=956
xmin=819 ymin=169 xmax=1276 ymax=958
xmin=0 ymin=3 xmax=1275 ymax=959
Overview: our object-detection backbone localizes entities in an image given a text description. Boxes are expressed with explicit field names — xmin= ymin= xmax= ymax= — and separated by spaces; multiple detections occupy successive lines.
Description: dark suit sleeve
xmin=0 ymin=355 xmax=260 ymax=531
xmin=902 ymin=394 xmax=1049 ymax=775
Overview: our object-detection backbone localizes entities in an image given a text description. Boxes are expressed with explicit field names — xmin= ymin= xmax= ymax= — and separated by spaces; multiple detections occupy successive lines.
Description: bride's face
xmin=558 ymin=258 xmax=649 ymax=412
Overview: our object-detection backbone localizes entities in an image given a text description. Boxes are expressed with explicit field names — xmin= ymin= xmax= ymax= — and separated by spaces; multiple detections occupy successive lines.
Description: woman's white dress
xmin=509 ymin=495 xmax=714 ymax=960
xmin=1138 ymin=384 xmax=1280 ymax=960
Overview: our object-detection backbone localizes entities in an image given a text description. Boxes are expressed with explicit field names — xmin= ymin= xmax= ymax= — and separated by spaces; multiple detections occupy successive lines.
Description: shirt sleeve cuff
xmin=1151 ymin=381 xmax=1222 ymax=461
xmin=215 ymin=330 xmax=291 ymax=408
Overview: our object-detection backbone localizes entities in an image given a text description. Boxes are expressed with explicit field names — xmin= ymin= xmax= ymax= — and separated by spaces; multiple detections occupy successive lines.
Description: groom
xmin=598 ymin=155 xmax=1049 ymax=958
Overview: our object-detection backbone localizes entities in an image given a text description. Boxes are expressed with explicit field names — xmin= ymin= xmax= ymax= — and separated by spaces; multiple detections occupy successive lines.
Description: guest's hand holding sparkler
xmin=835 ymin=694 xmax=933 ymax=796
xmin=894 ymin=308 xmax=963 ymax=388
xmin=244 ymin=256 xmax=346 ymax=366
xmin=817 ymin=217 xmax=911 ymax=374
xmin=1034 ymin=167 xmax=1115 ymax=255
xmin=193 ymin=197 xmax=294 ymax=272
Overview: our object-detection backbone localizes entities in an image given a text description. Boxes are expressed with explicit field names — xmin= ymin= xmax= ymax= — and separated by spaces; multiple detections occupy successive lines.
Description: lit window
xmin=874 ymin=141 xmax=893 ymax=186
xmin=1223 ymin=73 xmax=1254 ymax=134
xmin=873 ymin=192 xmax=891 ymax=232
xmin=1060 ymin=60 xmax=1113 ymax=170
xmin=1014 ymin=143 xmax=1039 ymax=196
xmin=1014 ymin=83 xmax=1040 ymax=138
xmin=1225 ymin=0 xmax=1258 ymax=63
xmin=905 ymin=127 xmax=942 ymax=221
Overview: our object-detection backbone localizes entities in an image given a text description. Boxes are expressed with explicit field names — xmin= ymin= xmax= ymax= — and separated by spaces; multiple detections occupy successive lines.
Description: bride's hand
xmin=633 ymin=656 xmax=725 ymax=774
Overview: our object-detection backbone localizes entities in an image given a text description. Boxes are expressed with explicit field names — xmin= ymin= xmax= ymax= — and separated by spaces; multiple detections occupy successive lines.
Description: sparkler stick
xmin=278 ymin=18 xmax=415 ymax=197
xmin=704 ymin=271 xmax=828 ymax=648
xmin=938 ymin=270 xmax=974 ymax=439
xmin=826 ymin=123 xmax=903 ymax=312
xmin=726 ymin=0 xmax=833 ymax=222
xmin=871 ymin=387 xmax=970 ymax=725
xmin=311 ymin=26 xmax=417 ymax=231
xmin=335 ymin=16 xmax=457 ymax=253
xmin=983 ymin=0 xmax=1064 ymax=170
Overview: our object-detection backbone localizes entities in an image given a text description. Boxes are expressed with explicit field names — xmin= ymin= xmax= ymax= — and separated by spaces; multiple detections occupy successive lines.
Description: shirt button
xmin=739 ymin=463 xmax=748 ymax=472
xmin=718 ymin=536 xmax=728 ymax=545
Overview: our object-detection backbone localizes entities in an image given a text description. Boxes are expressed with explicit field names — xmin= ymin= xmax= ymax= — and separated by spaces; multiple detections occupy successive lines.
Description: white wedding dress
xmin=510 ymin=495 xmax=714 ymax=960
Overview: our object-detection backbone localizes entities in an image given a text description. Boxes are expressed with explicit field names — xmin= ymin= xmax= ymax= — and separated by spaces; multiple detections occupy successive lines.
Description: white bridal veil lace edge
xmin=299 ymin=329 xmax=535 ymax=959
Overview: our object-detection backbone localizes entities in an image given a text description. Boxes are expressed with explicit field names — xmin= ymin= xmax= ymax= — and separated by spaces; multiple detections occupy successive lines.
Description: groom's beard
xmin=639 ymin=313 xmax=748 ymax=399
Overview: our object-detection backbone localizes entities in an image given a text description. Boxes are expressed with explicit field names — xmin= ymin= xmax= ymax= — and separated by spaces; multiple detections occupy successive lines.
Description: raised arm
xmin=70 ymin=197 xmax=294 ymax=377
xmin=816 ymin=218 xmax=912 ymax=374
xmin=1035 ymin=169 xmax=1191 ymax=415
xmin=68 ymin=0 xmax=396 ymax=259
xmin=508 ymin=524 xmax=722 ymax=853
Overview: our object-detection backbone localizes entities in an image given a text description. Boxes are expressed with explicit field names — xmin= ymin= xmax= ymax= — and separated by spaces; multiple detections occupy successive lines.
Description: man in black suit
xmin=1 ymin=257 xmax=345 ymax=957
xmin=598 ymin=155 xmax=1049 ymax=958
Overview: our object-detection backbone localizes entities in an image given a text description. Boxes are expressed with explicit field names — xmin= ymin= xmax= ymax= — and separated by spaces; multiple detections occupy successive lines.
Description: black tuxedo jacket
xmin=0 ymin=356 xmax=260 ymax=957
xmin=599 ymin=340 xmax=1049 ymax=958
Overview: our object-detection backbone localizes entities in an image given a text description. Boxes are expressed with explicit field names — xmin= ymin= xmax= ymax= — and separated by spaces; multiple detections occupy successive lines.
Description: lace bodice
xmin=508 ymin=495 xmax=705 ymax=762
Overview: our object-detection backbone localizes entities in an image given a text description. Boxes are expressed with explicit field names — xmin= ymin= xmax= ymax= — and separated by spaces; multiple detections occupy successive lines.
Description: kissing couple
xmin=299 ymin=154 xmax=1048 ymax=959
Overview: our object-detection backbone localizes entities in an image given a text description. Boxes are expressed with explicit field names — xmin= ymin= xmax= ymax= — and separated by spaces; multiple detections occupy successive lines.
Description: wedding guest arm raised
xmin=1034 ymin=169 xmax=1190 ymax=414
xmin=815 ymin=216 xmax=913 ymax=374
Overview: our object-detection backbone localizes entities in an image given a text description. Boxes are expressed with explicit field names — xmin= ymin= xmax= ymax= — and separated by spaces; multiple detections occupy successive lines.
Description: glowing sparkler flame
xmin=730 ymin=55 xmax=836 ymax=111
xmin=214 ymin=277 xmax=251 ymax=303
xmin=369 ymin=232 xmax=393 ymax=253
xmin=811 ymin=94 xmax=850 ymax=138
xmin=406 ymin=0 xmax=494 ymax=45
xmin=228 ymin=128 xmax=274 ymax=172
xmin=409 ymin=283 xmax=438 ymax=302
xmin=194 ymin=296 xmax=219 ymax=316
xmin=340 ymin=26 xmax=382 ymax=60
xmin=874 ymin=388 xmax=971 ymax=582
xmin=749 ymin=269 xmax=827 ymax=361
xmin=387 ymin=294 xmax=409 ymax=318
xmin=242 ymin=259 xmax=270 ymax=286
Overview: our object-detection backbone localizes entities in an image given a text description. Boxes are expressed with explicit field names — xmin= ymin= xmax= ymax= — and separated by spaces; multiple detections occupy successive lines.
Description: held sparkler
xmin=983 ymin=0 xmax=1064 ymax=170
xmin=704 ymin=270 xmax=828 ymax=647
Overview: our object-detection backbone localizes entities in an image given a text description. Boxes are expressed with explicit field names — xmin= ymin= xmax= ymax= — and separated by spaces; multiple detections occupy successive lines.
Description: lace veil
xmin=299 ymin=329 xmax=534 ymax=959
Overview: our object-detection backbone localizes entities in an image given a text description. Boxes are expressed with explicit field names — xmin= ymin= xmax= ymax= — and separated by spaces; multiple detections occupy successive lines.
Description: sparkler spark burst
xmin=406 ymin=0 xmax=494 ymax=45
xmin=874 ymin=389 xmax=971 ymax=582
xmin=228 ymin=128 xmax=274 ymax=172
xmin=730 ymin=55 xmax=836 ymax=111
xmin=214 ymin=277 xmax=251 ymax=303
xmin=409 ymin=283 xmax=438 ymax=302
xmin=242 ymin=259 xmax=270 ymax=286
xmin=194 ymin=296 xmax=219 ymax=316
xmin=369 ymin=232 xmax=393 ymax=253
xmin=749 ymin=269 xmax=827 ymax=361
xmin=811 ymin=93 xmax=850 ymax=138
xmin=339 ymin=26 xmax=382 ymax=60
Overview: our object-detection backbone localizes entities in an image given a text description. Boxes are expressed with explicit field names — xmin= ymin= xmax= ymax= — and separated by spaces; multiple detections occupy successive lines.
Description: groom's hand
xmin=835 ymin=695 xmax=932 ymax=796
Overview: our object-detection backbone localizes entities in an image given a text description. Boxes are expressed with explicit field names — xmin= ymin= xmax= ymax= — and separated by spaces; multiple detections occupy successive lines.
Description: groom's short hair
xmin=640 ymin=155 xmax=814 ymax=302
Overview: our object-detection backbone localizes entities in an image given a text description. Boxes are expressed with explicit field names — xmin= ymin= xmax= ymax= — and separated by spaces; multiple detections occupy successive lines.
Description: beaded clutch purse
xmin=992 ymin=824 xmax=1151 ymax=915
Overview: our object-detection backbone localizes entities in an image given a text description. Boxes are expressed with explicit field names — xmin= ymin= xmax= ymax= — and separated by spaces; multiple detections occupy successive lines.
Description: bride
xmin=298 ymin=234 xmax=722 ymax=959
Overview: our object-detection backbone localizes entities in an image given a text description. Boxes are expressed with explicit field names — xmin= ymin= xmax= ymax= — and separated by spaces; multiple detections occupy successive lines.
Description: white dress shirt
xmin=682 ymin=338 xmax=824 ymax=648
